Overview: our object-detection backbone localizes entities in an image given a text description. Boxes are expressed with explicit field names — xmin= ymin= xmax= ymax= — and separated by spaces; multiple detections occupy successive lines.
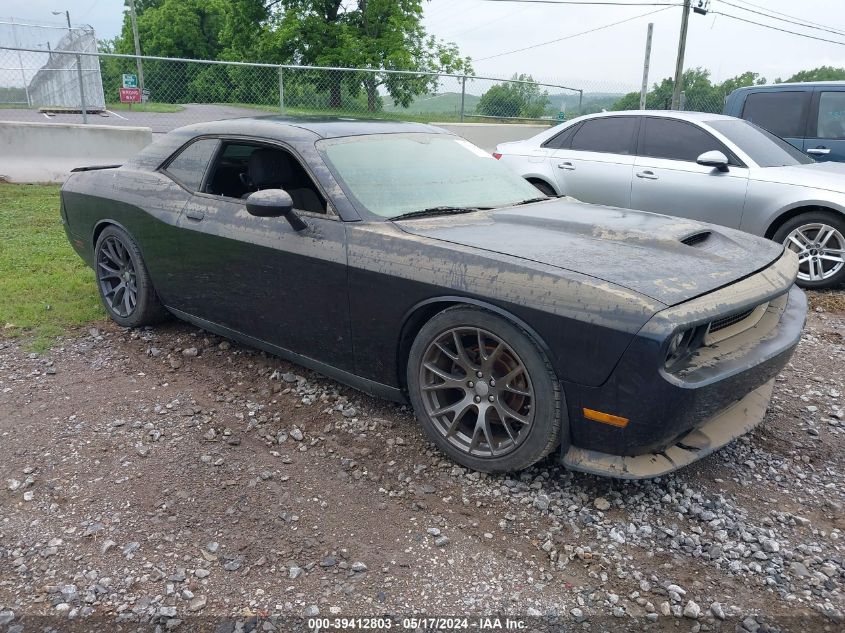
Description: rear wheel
xmin=773 ymin=211 xmax=845 ymax=289
xmin=95 ymin=225 xmax=168 ymax=327
xmin=407 ymin=307 xmax=563 ymax=473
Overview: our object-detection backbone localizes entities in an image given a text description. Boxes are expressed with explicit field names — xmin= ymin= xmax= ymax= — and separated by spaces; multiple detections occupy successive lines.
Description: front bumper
xmin=562 ymin=379 xmax=774 ymax=479
xmin=559 ymin=260 xmax=806 ymax=479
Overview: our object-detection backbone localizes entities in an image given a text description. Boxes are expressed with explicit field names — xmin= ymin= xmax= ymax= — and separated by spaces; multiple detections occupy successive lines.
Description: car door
xmin=630 ymin=117 xmax=749 ymax=229
xmin=548 ymin=116 xmax=638 ymax=208
xmin=739 ymin=90 xmax=810 ymax=153
xmin=170 ymin=139 xmax=354 ymax=373
xmin=804 ymin=88 xmax=845 ymax=162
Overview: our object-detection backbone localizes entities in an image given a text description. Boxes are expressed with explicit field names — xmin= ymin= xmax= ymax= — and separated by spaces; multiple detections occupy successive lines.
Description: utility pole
xmin=127 ymin=0 xmax=145 ymax=96
xmin=639 ymin=23 xmax=653 ymax=110
xmin=671 ymin=0 xmax=691 ymax=110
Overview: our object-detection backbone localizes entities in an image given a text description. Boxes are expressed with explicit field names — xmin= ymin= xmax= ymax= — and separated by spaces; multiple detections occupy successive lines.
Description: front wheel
xmin=94 ymin=225 xmax=168 ymax=328
xmin=773 ymin=211 xmax=845 ymax=289
xmin=407 ymin=307 xmax=563 ymax=473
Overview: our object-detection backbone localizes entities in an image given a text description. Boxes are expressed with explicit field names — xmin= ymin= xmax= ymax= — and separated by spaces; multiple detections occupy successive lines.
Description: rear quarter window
xmin=163 ymin=138 xmax=219 ymax=190
xmin=741 ymin=91 xmax=809 ymax=138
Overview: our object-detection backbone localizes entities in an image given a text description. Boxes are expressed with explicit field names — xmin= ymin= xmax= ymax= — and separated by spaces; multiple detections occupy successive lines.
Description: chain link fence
xmin=1 ymin=41 xmax=728 ymax=131
xmin=0 ymin=19 xmax=104 ymax=112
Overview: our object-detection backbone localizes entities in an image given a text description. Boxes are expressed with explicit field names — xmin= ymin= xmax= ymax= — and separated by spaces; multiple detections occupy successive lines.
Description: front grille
xmin=680 ymin=231 xmax=711 ymax=247
xmin=709 ymin=308 xmax=755 ymax=334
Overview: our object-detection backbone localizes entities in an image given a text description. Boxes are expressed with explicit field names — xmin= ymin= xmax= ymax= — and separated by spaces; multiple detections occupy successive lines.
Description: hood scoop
xmin=680 ymin=230 xmax=711 ymax=247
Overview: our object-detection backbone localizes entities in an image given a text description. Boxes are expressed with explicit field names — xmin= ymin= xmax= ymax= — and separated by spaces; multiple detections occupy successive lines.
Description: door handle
xmin=807 ymin=147 xmax=831 ymax=155
xmin=636 ymin=170 xmax=658 ymax=180
xmin=557 ymin=161 xmax=575 ymax=170
xmin=185 ymin=209 xmax=205 ymax=221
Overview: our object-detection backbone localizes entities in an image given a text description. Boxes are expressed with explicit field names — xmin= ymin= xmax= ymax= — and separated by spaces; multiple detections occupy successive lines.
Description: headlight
xmin=664 ymin=327 xmax=704 ymax=368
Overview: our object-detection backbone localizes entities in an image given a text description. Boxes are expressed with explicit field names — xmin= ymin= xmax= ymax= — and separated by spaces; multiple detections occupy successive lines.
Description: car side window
xmin=203 ymin=142 xmax=327 ymax=214
xmin=542 ymin=123 xmax=581 ymax=150
xmin=816 ymin=91 xmax=845 ymax=139
xmin=741 ymin=91 xmax=809 ymax=138
xmin=163 ymin=139 xmax=219 ymax=191
xmin=639 ymin=118 xmax=732 ymax=163
xmin=569 ymin=117 xmax=637 ymax=155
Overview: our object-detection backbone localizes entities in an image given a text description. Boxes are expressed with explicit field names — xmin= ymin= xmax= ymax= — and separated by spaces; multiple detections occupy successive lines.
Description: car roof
xmin=185 ymin=115 xmax=446 ymax=139
xmin=730 ymin=81 xmax=845 ymax=92
xmin=576 ymin=110 xmax=737 ymax=123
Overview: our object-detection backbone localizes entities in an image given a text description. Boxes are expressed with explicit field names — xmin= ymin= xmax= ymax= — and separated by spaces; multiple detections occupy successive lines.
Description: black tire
xmin=772 ymin=211 xmax=845 ymax=289
xmin=94 ymin=225 xmax=168 ymax=328
xmin=529 ymin=180 xmax=556 ymax=197
xmin=407 ymin=306 xmax=563 ymax=473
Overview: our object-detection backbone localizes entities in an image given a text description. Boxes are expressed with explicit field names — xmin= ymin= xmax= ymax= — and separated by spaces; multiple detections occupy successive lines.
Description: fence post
xmin=278 ymin=66 xmax=285 ymax=113
xmin=459 ymin=76 xmax=467 ymax=123
xmin=75 ymin=53 xmax=87 ymax=123
xmin=578 ymin=90 xmax=583 ymax=116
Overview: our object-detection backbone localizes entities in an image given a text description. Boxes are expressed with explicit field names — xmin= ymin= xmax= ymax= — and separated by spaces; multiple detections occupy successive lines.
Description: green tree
xmin=611 ymin=68 xmax=723 ymax=113
xmin=779 ymin=66 xmax=845 ymax=83
xmin=265 ymin=1 xmax=471 ymax=110
xmin=477 ymin=74 xmax=549 ymax=119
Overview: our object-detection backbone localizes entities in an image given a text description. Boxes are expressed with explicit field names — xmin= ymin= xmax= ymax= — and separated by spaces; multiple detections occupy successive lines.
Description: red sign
xmin=119 ymin=87 xmax=141 ymax=103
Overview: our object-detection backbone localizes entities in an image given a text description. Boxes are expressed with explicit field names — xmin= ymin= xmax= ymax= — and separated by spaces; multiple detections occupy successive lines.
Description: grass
xmin=105 ymin=102 xmax=185 ymax=113
xmin=0 ymin=184 xmax=104 ymax=350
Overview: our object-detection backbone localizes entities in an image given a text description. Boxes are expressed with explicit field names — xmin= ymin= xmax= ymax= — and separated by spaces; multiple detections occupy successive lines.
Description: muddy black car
xmin=61 ymin=117 xmax=807 ymax=478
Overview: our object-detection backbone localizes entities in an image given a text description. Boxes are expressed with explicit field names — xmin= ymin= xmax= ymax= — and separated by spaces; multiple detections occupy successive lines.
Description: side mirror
xmin=245 ymin=189 xmax=307 ymax=231
xmin=696 ymin=150 xmax=729 ymax=172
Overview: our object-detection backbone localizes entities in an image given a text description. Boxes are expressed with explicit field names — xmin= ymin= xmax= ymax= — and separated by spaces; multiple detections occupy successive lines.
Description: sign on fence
xmin=121 ymin=73 xmax=138 ymax=89
xmin=119 ymin=87 xmax=141 ymax=103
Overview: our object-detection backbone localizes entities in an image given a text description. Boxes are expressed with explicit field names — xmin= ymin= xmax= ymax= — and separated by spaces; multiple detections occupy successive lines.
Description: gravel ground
xmin=0 ymin=302 xmax=843 ymax=633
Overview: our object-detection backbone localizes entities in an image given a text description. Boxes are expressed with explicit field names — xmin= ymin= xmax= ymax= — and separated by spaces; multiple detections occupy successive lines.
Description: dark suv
xmin=724 ymin=82 xmax=845 ymax=162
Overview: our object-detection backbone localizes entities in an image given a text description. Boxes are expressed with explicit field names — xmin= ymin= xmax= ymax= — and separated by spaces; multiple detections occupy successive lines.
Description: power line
xmin=718 ymin=0 xmax=845 ymax=39
xmin=478 ymin=0 xmax=681 ymax=5
xmin=711 ymin=10 xmax=845 ymax=47
xmin=473 ymin=5 xmax=675 ymax=61
xmin=728 ymin=0 xmax=845 ymax=37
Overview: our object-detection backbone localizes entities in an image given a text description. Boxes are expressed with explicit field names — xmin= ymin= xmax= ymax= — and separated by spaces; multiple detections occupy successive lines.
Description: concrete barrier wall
xmin=433 ymin=122 xmax=553 ymax=152
xmin=0 ymin=121 xmax=152 ymax=183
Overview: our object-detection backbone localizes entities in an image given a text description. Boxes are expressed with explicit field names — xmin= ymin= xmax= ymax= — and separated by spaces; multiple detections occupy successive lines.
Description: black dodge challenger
xmin=60 ymin=117 xmax=807 ymax=478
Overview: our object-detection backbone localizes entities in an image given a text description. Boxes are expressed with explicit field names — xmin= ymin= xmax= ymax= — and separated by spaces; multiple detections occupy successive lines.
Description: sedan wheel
xmin=784 ymin=223 xmax=844 ymax=284
xmin=407 ymin=307 xmax=563 ymax=473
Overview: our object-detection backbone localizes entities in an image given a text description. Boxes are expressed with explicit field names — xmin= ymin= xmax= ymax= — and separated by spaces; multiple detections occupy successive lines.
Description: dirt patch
xmin=1 ymin=309 xmax=843 ymax=632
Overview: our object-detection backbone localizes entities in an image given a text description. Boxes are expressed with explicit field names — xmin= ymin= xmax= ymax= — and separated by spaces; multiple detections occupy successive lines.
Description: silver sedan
xmin=495 ymin=111 xmax=845 ymax=289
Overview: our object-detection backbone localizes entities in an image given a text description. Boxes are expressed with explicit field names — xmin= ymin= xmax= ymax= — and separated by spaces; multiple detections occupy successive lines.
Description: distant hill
xmin=384 ymin=92 xmax=481 ymax=115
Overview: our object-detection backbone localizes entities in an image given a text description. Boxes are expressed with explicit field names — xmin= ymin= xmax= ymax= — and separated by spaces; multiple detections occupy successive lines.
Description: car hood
xmin=751 ymin=161 xmax=845 ymax=193
xmin=396 ymin=199 xmax=784 ymax=306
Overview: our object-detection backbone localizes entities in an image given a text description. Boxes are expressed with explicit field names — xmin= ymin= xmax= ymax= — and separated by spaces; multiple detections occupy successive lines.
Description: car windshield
xmin=707 ymin=119 xmax=814 ymax=167
xmin=319 ymin=133 xmax=545 ymax=218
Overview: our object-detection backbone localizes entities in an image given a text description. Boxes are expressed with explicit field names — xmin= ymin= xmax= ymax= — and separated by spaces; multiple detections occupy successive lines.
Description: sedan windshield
xmin=707 ymin=119 xmax=814 ymax=167
xmin=320 ymin=133 xmax=545 ymax=218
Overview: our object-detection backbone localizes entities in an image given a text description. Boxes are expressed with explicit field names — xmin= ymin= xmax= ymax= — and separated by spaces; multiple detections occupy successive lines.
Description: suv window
xmin=542 ymin=122 xmax=581 ymax=150
xmin=741 ymin=91 xmax=809 ymax=138
xmin=164 ymin=138 xmax=219 ymax=190
xmin=816 ymin=91 xmax=845 ymax=139
xmin=640 ymin=117 xmax=730 ymax=163
xmin=569 ymin=117 xmax=637 ymax=154
xmin=204 ymin=142 xmax=327 ymax=213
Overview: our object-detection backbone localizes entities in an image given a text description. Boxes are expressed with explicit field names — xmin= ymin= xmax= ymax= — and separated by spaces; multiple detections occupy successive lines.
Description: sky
xmin=2 ymin=0 xmax=844 ymax=91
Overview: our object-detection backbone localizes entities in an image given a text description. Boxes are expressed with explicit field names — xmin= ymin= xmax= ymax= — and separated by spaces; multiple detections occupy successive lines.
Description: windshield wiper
xmin=508 ymin=195 xmax=562 ymax=207
xmin=390 ymin=206 xmax=488 ymax=221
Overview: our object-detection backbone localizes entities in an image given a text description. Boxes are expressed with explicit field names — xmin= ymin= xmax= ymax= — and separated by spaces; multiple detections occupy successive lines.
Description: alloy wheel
xmin=784 ymin=223 xmax=845 ymax=283
xmin=97 ymin=235 xmax=138 ymax=318
xmin=419 ymin=326 xmax=535 ymax=458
